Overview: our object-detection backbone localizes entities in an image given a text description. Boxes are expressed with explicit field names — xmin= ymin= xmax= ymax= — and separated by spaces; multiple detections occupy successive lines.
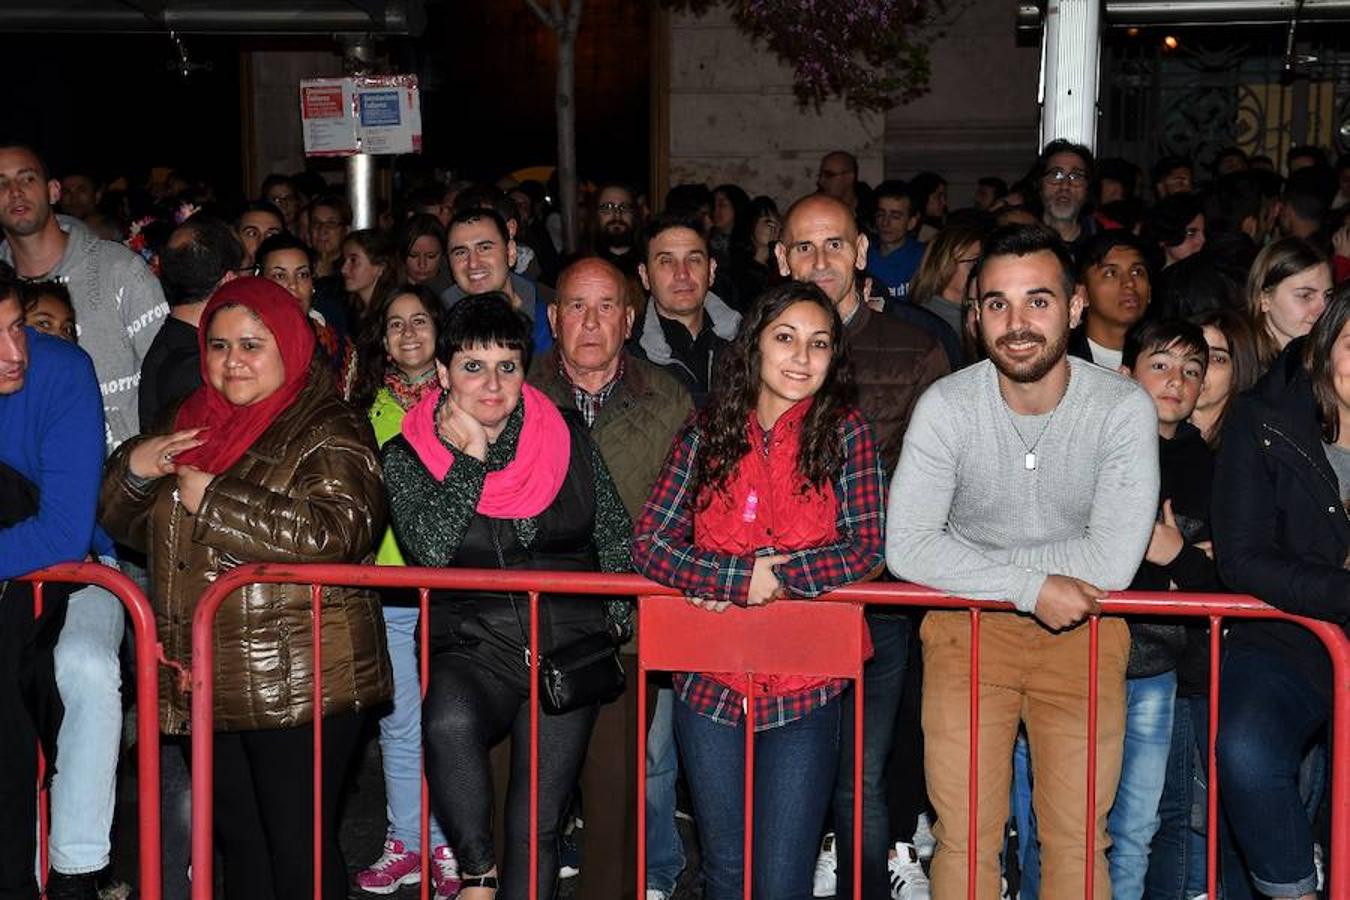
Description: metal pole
xmin=342 ymin=36 xmax=379 ymax=230
xmin=1039 ymin=0 xmax=1103 ymax=151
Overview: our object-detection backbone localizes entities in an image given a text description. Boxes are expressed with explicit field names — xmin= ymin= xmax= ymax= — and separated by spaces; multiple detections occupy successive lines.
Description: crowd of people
xmin=0 ymin=132 xmax=1346 ymax=900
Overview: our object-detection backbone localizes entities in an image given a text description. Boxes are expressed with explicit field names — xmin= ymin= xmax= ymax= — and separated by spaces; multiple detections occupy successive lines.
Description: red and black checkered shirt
xmin=632 ymin=409 xmax=885 ymax=729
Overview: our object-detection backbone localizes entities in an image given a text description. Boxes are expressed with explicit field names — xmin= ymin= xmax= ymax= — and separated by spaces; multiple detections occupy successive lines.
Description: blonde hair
xmin=908 ymin=223 xmax=986 ymax=307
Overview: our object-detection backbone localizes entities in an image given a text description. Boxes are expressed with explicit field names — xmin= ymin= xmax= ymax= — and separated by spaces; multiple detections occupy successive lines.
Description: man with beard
xmin=775 ymin=193 xmax=946 ymax=900
xmin=1038 ymin=139 xmax=1096 ymax=250
xmin=592 ymin=182 xmax=641 ymax=279
xmin=887 ymin=223 xmax=1158 ymax=900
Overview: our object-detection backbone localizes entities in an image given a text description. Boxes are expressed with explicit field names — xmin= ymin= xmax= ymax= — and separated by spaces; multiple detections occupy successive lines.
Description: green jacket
xmin=529 ymin=349 xmax=693 ymax=520
xmin=369 ymin=386 xmax=413 ymax=566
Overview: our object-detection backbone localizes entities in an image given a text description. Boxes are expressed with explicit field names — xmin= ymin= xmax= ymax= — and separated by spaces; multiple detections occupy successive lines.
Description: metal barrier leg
xmin=420 ymin=587 xmax=432 ymax=900
xmin=311 ymin=584 xmax=324 ymax=900
xmin=636 ymin=644 xmax=649 ymax=900
xmin=743 ymin=678 xmax=755 ymax=900
xmin=33 ymin=583 xmax=48 ymax=893
xmin=1085 ymin=615 xmax=1099 ymax=900
xmin=967 ymin=609 xmax=980 ymax=900
xmin=529 ymin=591 xmax=540 ymax=900
xmin=1205 ymin=616 xmax=1220 ymax=899
xmin=852 ymin=658 xmax=863 ymax=900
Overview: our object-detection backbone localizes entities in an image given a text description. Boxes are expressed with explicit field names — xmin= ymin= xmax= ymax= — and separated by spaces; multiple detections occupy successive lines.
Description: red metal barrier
xmin=22 ymin=562 xmax=162 ymax=900
xmin=187 ymin=564 xmax=1350 ymax=900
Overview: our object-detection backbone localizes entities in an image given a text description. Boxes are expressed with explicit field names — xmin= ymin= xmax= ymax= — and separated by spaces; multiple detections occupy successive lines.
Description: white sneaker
xmin=813 ymin=832 xmax=837 ymax=898
xmin=888 ymin=842 xmax=930 ymax=900
xmin=912 ymin=812 xmax=936 ymax=861
xmin=645 ymin=892 xmax=669 ymax=900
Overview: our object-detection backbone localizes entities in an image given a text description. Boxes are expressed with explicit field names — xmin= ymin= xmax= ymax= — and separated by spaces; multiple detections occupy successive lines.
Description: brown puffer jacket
xmin=99 ymin=357 xmax=391 ymax=734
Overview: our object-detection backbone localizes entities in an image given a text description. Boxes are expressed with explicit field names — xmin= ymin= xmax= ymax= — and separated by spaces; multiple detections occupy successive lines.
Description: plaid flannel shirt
xmin=632 ymin=409 xmax=886 ymax=729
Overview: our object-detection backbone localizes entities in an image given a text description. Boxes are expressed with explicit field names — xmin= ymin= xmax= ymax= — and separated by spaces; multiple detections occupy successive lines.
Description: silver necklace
xmin=1002 ymin=367 xmax=1071 ymax=471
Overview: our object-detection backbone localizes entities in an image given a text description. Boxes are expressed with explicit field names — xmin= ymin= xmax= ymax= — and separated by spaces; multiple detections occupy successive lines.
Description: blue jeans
xmin=1010 ymin=672 xmax=1176 ymax=900
xmin=1217 ymin=648 xmax=1328 ymax=898
xmin=377 ymin=605 xmax=447 ymax=849
xmin=50 ymin=564 xmax=125 ymax=874
xmin=675 ymin=697 xmax=841 ymax=900
xmin=1145 ymin=694 xmax=1209 ymax=900
xmin=645 ymin=687 xmax=685 ymax=894
xmin=833 ymin=613 xmax=911 ymax=900
xmin=1009 ymin=731 xmax=1040 ymax=898
xmin=1107 ymin=671 xmax=1175 ymax=900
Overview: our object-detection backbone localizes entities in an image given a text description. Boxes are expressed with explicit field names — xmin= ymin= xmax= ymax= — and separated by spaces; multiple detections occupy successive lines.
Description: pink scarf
xmin=401 ymin=382 xmax=571 ymax=518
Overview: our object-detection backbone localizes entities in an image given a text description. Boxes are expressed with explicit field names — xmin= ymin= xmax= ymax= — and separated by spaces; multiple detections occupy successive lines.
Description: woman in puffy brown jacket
xmin=100 ymin=277 xmax=391 ymax=900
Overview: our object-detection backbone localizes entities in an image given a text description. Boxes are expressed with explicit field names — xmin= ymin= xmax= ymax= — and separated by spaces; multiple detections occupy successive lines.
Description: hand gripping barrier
xmin=22 ymin=563 xmax=163 ymax=900
xmin=187 ymin=563 xmax=1350 ymax=900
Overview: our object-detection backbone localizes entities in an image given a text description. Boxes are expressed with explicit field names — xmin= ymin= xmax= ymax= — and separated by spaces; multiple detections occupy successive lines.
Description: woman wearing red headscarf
xmin=100 ymin=277 xmax=391 ymax=900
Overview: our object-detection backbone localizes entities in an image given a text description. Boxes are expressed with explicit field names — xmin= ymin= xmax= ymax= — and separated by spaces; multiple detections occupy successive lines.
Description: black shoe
xmin=43 ymin=872 xmax=99 ymax=900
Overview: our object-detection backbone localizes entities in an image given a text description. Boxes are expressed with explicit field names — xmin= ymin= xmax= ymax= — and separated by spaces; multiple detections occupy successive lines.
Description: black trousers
xmin=205 ymin=711 xmax=364 ymax=900
xmin=423 ymin=647 xmax=598 ymax=900
xmin=0 ymin=588 xmax=39 ymax=900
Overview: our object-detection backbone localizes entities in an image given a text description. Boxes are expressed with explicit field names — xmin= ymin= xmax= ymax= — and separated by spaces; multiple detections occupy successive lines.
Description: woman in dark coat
xmin=1211 ymin=289 xmax=1350 ymax=900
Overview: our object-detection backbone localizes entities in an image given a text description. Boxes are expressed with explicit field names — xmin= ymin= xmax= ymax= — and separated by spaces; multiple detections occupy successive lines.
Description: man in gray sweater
xmin=887 ymin=224 xmax=1158 ymax=900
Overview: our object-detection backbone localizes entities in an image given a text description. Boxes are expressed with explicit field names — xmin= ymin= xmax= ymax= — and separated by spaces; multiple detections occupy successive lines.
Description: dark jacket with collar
xmin=529 ymin=349 xmax=694 ymax=521
xmin=627 ymin=291 xmax=740 ymax=408
xmin=1212 ymin=337 xmax=1350 ymax=696
xmin=844 ymin=300 xmax=949 ymax=472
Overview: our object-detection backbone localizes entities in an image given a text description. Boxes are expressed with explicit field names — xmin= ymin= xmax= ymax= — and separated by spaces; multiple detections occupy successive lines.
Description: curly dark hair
xmin=691 ymin=281 xmax=856 ymax=505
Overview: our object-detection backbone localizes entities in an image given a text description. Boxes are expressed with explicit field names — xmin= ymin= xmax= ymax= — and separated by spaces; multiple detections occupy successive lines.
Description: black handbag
xmin=493 ymin=527 xmax=626 ymax=715
xmin=534 ymin=630 xmax=627 ymax=714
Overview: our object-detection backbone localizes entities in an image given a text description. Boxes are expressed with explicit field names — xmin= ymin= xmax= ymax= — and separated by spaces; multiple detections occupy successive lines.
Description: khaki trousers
xmin=920 ymin=611 xmax=1129 ymax=900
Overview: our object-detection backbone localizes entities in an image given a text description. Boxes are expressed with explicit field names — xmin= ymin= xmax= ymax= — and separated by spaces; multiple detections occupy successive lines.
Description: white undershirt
xmin=1087 ymin=337 xmax=1123 ymax=372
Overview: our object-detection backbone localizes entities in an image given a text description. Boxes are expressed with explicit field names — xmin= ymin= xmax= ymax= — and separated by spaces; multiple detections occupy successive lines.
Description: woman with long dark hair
xmin=1211 ymin=285 xmax=1350 ymax=900
xmin=350 ymin=283 xmax=461 ymax=896
xmin=632 ymin=281 xmax=886 ymax=900
xmin=342 ymin=228 xmax=400 ymax=332
xmin=1187 ymin=308 xmax=1262 ymax=447
xmin=727 ymin=195 xmax=781 ymax=305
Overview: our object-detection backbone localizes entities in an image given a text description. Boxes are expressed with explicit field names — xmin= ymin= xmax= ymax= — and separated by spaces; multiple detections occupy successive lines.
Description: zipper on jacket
xmin=1261 ymin=422 xmax=1350 ymax=527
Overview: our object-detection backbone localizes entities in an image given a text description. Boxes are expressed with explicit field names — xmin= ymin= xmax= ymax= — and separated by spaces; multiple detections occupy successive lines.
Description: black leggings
xmin=207 ymin=711 xmax=364 ymax=900
xmin=423 ymin=650 xmax=597 ymax=900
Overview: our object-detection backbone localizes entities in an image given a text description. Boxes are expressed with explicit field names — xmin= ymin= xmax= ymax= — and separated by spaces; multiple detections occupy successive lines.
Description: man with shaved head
xmin=529 ymin=256 xmax=693 ymax=900
xmin=776 ymin=191 xmax=947 ymax=900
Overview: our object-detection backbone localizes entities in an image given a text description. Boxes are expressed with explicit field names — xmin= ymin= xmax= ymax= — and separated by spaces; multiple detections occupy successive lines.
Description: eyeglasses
xmin=597 ymin=202 xmax=634 ymax=215
xmin=1043 ymin=168 xmax=1088 ymax=185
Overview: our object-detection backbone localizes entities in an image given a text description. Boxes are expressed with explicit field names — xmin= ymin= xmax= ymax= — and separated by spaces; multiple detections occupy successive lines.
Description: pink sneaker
xmin=355 ymin=837 xmax=422 ymax=894
xmin=432 ymin=845 xmax=462 ymax=899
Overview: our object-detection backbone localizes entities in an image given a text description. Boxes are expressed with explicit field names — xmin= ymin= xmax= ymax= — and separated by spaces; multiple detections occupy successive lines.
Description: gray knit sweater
xmin=886 ymin=356 xmax=1159 ymax=615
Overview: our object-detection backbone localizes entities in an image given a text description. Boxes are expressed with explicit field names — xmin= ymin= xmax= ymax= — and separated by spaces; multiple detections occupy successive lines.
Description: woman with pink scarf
xmin=382 ymin=293 xmax=632 ymax=900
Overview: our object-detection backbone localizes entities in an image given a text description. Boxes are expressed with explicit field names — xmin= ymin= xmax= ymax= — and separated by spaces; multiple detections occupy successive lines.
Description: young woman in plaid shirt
xmin=633 ymin=281 xmax=887 ymax=900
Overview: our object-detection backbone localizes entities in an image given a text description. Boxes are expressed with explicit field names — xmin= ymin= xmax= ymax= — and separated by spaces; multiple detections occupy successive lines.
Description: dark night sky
xmin=0 ymin=1 xmax=651 ymax=203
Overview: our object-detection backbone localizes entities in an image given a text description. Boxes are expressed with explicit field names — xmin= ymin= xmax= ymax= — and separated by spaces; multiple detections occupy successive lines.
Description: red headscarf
xmin=172 ymin=277 xmax=317 ymax=474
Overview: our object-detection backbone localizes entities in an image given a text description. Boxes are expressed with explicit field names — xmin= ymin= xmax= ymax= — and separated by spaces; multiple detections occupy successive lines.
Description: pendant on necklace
xmin=1025 ymin=452 xmax=1037 ymax=471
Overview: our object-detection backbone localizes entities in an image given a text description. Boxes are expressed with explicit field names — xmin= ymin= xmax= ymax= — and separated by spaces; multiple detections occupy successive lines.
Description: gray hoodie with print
xmin=2 ymin=216 xmax=168 ymax=450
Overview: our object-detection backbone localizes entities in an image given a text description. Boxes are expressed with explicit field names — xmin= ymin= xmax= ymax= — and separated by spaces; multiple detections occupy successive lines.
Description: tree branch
xmin=525 ymin=0 xmax=555 ymax=29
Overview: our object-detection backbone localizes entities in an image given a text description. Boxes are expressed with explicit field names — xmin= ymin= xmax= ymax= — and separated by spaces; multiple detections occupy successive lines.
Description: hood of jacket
xmin=636 ymin=290 xmax=740 ymax=368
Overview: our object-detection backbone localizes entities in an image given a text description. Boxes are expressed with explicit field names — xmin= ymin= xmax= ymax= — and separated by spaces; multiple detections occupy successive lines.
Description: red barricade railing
xmin=22 ymin=562 xmax=163 ymax=900
xmin=187 ymin=563 xmax=1350 ymax=900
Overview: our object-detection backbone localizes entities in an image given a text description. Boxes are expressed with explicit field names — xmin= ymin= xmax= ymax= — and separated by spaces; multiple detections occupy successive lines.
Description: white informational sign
xmin=300 ymin=75 xmax=423 ymax=157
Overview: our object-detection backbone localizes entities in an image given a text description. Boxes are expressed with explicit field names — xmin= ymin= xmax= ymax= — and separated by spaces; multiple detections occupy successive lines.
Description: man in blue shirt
xmin=865 ymin=180 xmax=926 ymax=302
xmin=0 ymin=274 xmax=104 ymax=900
